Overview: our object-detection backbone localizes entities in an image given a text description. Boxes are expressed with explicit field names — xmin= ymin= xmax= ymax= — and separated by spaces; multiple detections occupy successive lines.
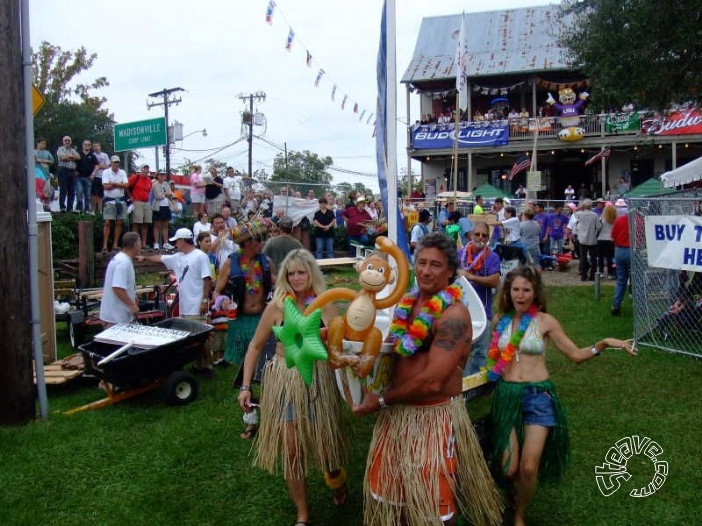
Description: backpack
xmin=225 ymin=252 xmax=273 ymax=307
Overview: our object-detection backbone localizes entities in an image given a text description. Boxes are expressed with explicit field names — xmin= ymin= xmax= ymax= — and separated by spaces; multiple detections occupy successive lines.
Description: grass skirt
xmin=489 ymin=380 xmax=569 ymax=485
xmin=364 ymin=398 xmax=503 ymax=526
xmin=225 ymin=314 xmax=260 ymax=365
xmin=253 ymin=355 xmax=349 ymax=480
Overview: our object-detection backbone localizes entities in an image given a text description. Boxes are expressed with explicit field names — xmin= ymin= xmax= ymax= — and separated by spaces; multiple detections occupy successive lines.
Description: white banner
xmin=272 ymin=196 xmax=318 ymax=226
xmin=645 ymin=215 xmax=702 ymax=271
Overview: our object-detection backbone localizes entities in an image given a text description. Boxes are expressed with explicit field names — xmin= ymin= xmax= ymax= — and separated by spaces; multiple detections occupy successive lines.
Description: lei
xmin=485 ymin=304 xmax=540 ymax=381
xmin=240 ymin=251 xmax=262 ymax=295
xmin=463 ymin=243 xmax=490 ymax=274
xmin=389 ymin=284 xmax=463 ymax=357
xmin=283 ymin=292 xmax=315 ymax=310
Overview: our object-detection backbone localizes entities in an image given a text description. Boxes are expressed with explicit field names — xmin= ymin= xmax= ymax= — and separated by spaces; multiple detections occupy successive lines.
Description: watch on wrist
xmin=590 ymin=346 xmax=601 ymax=356
xmin=378 ymin=396 xmax=388 ymax=409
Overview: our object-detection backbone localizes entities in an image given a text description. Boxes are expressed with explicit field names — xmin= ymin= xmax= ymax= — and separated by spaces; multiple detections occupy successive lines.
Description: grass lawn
xmin=1 ymin=280 xmax=700 ymax=525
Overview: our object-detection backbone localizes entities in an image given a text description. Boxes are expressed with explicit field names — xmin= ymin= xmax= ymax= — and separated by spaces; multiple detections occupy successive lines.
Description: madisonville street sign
xmin=114 ymin=117 xmax=167 ymax=152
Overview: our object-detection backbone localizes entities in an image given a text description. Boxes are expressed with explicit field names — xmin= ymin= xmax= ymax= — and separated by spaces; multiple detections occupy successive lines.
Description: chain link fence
xmin=629 ymin=193 xmax=702 ymax=357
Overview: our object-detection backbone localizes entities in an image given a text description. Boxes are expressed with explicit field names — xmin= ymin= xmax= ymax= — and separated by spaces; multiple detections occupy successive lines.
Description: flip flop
xmin=240 ymin=424 xmax=258 ymax=440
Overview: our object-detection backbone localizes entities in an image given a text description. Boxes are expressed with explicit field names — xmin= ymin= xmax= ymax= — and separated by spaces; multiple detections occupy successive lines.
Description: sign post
xmin=113 ymin=117 xmax=167 ymax=152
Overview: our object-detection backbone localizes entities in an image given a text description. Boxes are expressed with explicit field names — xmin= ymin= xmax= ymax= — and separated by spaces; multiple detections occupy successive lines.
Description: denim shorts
xmin=522 ymin=386 xmax=556 ymax=427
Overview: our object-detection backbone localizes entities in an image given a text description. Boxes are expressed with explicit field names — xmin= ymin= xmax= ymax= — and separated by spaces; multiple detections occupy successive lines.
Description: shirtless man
xmin=353 ymin=233 xmax=502 ymax=526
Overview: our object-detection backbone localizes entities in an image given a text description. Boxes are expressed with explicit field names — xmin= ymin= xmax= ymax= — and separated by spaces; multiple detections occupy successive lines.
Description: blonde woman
xmin=597 ymin=204 xmax=617 ymax=279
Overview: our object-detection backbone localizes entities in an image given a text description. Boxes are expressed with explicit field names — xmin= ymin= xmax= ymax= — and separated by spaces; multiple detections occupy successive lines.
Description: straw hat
xmin=229 ymin=218 xmax=271 ymax=244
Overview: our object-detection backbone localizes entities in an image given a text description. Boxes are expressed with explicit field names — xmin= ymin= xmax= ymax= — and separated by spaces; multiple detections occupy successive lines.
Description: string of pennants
xmin=264 ymin=1 xmax=375 ymax=127
xmin=535 ymin=77 xmax=590 ymax=91
xmin=412 ymin=76 xmax=590 ymax=98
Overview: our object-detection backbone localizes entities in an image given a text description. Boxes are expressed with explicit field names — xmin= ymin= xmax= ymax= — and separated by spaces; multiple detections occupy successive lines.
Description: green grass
xmin=1 ymin=285 xmax=700 ymax=525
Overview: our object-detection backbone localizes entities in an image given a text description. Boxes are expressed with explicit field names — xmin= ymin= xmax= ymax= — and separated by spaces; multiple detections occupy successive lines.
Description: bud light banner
xmin=411 ymin=122 xmax=509 ymax=149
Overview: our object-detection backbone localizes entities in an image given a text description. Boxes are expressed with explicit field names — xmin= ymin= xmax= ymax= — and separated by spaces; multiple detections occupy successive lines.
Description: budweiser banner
xmin=411 ymin=122 xmax=509 ymax=149
xmin=605 ymin=112 xmax=640 ymax=133
xmin=641 ymin=108 xmax=702 ymax=136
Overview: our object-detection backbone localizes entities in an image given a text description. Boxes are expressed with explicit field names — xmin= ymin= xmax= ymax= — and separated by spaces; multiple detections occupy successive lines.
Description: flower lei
xmin=389 ymin=284 xmax=463 ymax=357
xmin=240 ymin=251 xmax=262 ymax=295
xmin=485 ymin=304 xmax=540 ymax=381
xmin=464 ymin=243 xmax=490 ymax=274
xmin=284 ymin=292 xmax=315 ymax=309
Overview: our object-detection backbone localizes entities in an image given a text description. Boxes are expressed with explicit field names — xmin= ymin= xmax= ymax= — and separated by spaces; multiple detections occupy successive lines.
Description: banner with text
xmin=605 ymin=112 xmax=641 ymax=133
xmin=645 ymin=215 xmax=702 ymax=272
xmin=641 ymin=108 xmax=702 ymax=136
xmin=411 ymin=122 xmax=509 ymax=149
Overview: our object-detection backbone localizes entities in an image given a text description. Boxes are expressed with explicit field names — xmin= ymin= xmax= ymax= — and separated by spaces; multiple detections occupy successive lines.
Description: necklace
xmin=485 ymin=304 xmax=540 ymax=381
xmin=284 ymin=292 xmax=315 ymax=310
xmin=240 ymin=251 xmax=262 ymax=295
xmin=464 ymin=243 xmax=490 ymax=274
xmin=389 ymin=284 xmax=463 ymax=357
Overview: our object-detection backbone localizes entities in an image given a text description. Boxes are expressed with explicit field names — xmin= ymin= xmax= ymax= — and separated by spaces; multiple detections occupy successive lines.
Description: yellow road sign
xmin=32 ymin=85 xmax=45 ymax=116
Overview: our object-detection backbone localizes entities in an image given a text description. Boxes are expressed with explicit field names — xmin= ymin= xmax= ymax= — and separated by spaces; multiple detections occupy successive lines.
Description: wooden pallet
xmin=34 ymin=362 xmax=84 ymax=385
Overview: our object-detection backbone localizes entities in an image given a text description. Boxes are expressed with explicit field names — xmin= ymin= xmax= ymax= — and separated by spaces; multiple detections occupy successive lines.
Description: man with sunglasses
xmin=457 ymin=221 xmax=501 ymax=375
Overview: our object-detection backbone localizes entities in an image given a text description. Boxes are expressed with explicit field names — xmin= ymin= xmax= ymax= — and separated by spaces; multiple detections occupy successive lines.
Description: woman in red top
xmin=610 ymin=212 xmax=630 ymax=315
xmin=341 ymin=196 xmax=372 ymax=257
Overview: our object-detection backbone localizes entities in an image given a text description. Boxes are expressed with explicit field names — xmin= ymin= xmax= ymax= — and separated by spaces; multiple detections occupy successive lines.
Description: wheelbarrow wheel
xmin=162 ymin=371 xmax=199 ymax=406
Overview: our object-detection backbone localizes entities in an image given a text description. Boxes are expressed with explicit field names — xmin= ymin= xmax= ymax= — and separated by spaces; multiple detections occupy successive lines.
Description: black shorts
xmin=91 ymin=178 xmax=104 ymax=197
xmin=153 ymin=205 xmax=172 ymax=222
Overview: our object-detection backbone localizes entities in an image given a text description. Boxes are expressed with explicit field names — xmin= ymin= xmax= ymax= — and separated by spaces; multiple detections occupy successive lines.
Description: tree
xmin=270 ymin=149 xmax=334 ymax=196
xmin=31 ymin=41 xmax=115 ymax=159
xmin=561 ymin=0 xmax=702 ymax=112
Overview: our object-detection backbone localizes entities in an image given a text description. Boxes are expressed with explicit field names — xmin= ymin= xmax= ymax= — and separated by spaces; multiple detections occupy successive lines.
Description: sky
xmin=30 ymin=0 xmax=546 ymax=193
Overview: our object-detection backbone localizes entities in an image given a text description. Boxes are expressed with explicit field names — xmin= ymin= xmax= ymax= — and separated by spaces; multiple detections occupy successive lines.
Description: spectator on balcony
xmin=515 ymin=185 xmax=526 ymax=199
xmin=508 ymin=108 xmax=520 ymax=132
xmin=577 ymin=184 xmax=590 ymax=201
xmin=564 ymin=184 xmax=575 ymax=200
xmin=622 ymin=102 xmax=634 ymax=113
xmin=519 ymin=107 xmax=530 ymax=130
xmin=473 ymin=109 xmax=485 ymax=122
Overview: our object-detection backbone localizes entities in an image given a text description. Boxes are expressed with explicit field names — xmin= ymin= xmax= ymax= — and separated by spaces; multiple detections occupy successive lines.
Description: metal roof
xmin=402 ymin=5 xmax=575 ymax=84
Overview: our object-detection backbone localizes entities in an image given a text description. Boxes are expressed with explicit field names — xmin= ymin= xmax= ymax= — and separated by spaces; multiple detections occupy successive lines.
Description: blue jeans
xmin=464 ymin=322 xmax=491 ymax=375
xmin=74 ymin=177 xmax=91 ymax=212
xmin=550 ymin=237 xmax=564 ymax=255
xmin=58 ymin=167 xmax=75 ymax=211
xmin=612 ymin=246 xmax=631 ymax=309
xmin=316 ymin=236 xmax=334 ymax=259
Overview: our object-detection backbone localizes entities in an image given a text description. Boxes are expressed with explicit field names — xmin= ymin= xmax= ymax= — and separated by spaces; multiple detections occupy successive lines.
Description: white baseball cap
xmin=169 ymin=228 xmax=193 ymax=242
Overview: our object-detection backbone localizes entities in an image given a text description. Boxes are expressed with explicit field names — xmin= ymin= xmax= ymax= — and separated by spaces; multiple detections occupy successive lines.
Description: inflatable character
xmin=303 ymin=236 xmax=410 ymax=378
xmin=546 ymin=87 xmax=589 ymax=141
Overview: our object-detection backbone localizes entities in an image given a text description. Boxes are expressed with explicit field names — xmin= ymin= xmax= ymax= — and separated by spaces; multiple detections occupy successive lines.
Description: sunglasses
xmin=473 ymin=233 xmax=489 ymax=239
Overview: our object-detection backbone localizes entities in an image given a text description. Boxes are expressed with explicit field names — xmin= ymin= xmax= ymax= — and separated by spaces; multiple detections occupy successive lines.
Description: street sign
xmin=113 ymin=117 xmax=167 ymax=152
xmin=32 ymin=85 xmax=45 ymax=116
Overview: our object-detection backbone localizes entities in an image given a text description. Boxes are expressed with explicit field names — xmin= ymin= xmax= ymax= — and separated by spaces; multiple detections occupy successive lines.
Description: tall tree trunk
xmin=0 ymin=0 xmax=35 ymax=425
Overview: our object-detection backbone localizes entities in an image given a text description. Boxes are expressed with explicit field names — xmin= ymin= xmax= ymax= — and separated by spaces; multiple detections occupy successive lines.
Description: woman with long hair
xmin=237 ymin=249 xmax=349 ymax=526
xmin=488 ymin=266 xmax=635 ymax=526
xmin=597 ymin=204 xmax=617 ymax=278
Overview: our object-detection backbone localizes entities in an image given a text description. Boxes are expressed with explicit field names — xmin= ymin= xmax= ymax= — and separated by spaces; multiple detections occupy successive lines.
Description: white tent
xmin=660 ymin=155 xmax=702 ymax=188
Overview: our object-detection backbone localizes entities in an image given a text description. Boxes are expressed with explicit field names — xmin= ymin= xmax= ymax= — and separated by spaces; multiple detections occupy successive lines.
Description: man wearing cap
xmin=263 ymin=216 xmax=303 ymax=268
xmin=341 ymin=196 xmax=372 ymax=257
xmin=101 ymin=156 xmax=129 ymax=253
xmin=575 ymin=199 xmax=601 ymax=281
xmin=56 ymin=136 xmax=81 ymax=212
xmin=139 ymin=227 xmax=214 ymax=376
xmin=99 ymin=232 xmax=141 ymax=328
xmin=213 ymin=220 xmax=276 ymax=371
xmin=128 ymin=165 xmax=154 ymax=247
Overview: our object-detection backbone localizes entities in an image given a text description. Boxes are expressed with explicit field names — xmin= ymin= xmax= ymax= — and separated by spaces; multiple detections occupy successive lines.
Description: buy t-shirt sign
xmin=114 ymin=117 xmax=167 ymax=152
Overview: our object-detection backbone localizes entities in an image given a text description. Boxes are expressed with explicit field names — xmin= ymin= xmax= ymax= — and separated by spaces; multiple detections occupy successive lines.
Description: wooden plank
xmin=318 ymin=257 xmax=358 ymax=268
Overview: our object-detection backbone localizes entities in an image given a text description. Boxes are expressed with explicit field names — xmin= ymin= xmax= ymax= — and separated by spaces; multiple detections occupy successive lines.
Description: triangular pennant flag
xmin=353 ymin=103 xmax=359 ymax=113
xmin=359 ymin=109 xmax=366 ymax=121
xmin=265 ymin=0 xmax=276 ymax=24
xmin=341 ymin=94 xmax=348 ymax=110
xmin=314 ymin=69 xmax=325 ymax=87
xmin=285 ymin=28 xmax=295 ymax=51
xmin=306 ymin=51 xmax=312 ymax=67
xmin=331 ymin=85 xmax=337 ymax=101
xmin=366 ymin=112 xmax=374 ymax=124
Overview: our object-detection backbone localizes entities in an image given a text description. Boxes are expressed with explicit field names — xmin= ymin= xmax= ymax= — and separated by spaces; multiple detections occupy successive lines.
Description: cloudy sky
xmin=30 ymin=0 xmax=545 ymax=192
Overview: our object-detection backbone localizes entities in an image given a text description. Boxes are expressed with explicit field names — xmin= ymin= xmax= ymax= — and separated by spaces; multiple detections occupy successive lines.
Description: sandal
xmin=332 ymin=481 xmax=348 ymax=506
xmin=240 ymin=424 xmax=258 ymax=440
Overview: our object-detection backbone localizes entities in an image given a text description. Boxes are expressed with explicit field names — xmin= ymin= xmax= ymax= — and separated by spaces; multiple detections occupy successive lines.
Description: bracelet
xmin=240 ymin=385 xmax=251 ymax=392
xmin=590 ymin=346 xmax=601 ymax=356
xmin=378 ymin=396 xmax=388 ymax=409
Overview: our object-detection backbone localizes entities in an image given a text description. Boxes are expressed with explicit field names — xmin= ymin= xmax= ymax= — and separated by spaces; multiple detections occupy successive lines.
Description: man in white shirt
xmin=223 ymin=166 xmax=242 ymax=215
xmin=139 ymin=227 xmax=213 ymax=376
xmin=99 ymin=232 xmax=141 ymax=327
xmin=101 ymin=156 xmax=129 ymax=253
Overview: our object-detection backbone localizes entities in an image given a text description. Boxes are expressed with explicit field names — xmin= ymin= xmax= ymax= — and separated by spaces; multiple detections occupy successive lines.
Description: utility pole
xmin=147 ymin=87 xmax=183 ymax=178
xmin=237 ymin=91 xmax=266 ymax=176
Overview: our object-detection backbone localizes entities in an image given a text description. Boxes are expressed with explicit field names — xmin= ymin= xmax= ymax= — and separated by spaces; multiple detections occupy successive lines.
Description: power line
xmin=147 ymin=87 xmax=184 ymax=177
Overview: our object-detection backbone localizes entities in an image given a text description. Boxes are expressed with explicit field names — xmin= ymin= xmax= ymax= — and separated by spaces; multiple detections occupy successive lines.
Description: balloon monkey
xmin=304 ymin=236 xmax=410 ymax=378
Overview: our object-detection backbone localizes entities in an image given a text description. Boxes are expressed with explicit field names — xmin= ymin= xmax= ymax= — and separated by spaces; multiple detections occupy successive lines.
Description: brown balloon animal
xmin=303 ymin=236 xmax=410 ymax=378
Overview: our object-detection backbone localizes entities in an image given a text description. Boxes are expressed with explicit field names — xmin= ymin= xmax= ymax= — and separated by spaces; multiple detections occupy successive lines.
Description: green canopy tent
xmin=471 ymin=183 xmax=510 ymax=200
xmin=623 ymin=177 xmax=677 ymax=198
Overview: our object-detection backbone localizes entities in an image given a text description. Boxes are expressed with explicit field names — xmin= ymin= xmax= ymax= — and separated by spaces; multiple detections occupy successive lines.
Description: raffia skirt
xmin=364 ymin=398 xmax=503 ymax=526
xmin=253 ymin=355 xmax=349 ymax=480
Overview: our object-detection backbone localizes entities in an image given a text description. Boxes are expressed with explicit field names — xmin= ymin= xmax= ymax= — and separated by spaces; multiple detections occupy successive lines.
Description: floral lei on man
xmin=463 ymin=243 xmax=490 ymax=273
xmin=389 ymin=284 xmax=463 ymax=357
xmin=485 ymin=304 xmax=540 ymax=381
xmin=239 ymin=251 xmax=262 ymax=295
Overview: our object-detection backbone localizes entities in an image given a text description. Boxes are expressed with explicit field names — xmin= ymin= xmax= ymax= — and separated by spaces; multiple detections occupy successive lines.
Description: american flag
xmin=265 ymin=1 xmax=275 ymax=24
xmin=584 ymin=148 xmax=611 ymax=166
xmin=508 ymin=156 xmax=531 ymax=181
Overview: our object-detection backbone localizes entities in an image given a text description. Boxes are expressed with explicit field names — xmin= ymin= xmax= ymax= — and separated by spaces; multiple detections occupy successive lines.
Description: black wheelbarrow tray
xmin=66 ymin=318 xmax=213 ymax=414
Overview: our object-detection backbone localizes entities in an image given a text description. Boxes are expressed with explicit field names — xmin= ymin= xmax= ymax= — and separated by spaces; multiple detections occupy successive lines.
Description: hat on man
xmin=110 ymin=155 xmax=121 ymax=163
xmin=419 ymin=209 xmax=431 ymax=222
xmin=356 ymin=196 xmax=366 ymax=204
xmin=230 ymin=218 xmax=271 ymax=244
xmin=595 ymin=198 xmax=605 ymax=204
xmin=169 ymin=227 xmax=193 ymax=242
xmin=581 ymin=198 xmax=593 ymax=209
xmin=615 ymin=198 xmax=627 ymax=207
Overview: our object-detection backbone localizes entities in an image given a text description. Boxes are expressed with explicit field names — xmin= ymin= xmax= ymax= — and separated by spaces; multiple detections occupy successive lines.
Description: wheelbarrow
xmin=67 ymin=318 xmax=213 ymax=414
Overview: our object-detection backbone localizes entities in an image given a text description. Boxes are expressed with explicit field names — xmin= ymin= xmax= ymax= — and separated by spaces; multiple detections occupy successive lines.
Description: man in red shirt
xmin=128 ymin=165 xmax=154 ymax=247
xmin=341 ymin=195 xmax=372 ymax=257
xmin=610 ymin=211 xmax=630 ymax=315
